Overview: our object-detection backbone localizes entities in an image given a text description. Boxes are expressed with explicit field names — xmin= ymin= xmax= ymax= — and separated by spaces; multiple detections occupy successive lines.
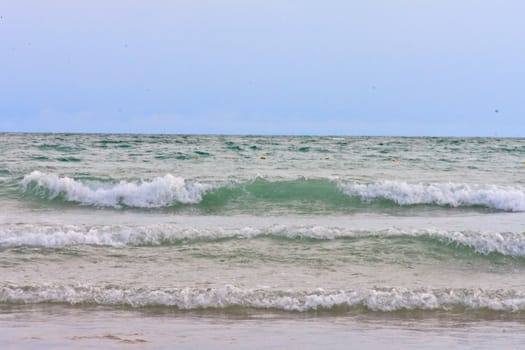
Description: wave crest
xmin=339 ymin=181 xmax=525 ymax=212
xmin=21 ymin=171 xmax=213 ymax=208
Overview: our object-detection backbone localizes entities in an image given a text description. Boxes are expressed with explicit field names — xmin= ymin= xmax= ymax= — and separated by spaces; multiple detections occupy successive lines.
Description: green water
xmin=0 ymin=133 xmax=524 ymax=315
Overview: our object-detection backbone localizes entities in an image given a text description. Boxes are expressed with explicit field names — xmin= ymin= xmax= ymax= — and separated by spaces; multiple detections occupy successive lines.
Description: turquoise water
xmin=1 ymin=133 xmax=525 ymax=315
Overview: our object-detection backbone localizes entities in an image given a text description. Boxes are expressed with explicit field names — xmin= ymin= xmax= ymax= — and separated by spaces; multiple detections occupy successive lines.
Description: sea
xmin=1 ymin=133 xmax=525 ymax=349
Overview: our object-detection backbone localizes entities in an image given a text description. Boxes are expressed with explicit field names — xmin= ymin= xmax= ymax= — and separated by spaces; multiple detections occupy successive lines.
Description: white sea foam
xmin=1 ymin=284 xmax=525 ymax=312
xmin=339 ymin=181 xmax=525 ymax=212
xmin=1 ymin=223 xmax=525 ymax=256
xmin=422 ymin=229 xmax=525 ymax=256
xmin=21 ymin=171 xmax=213 ymax=207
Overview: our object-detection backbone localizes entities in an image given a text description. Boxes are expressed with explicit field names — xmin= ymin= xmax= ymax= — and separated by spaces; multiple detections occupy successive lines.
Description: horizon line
xmin=0 ymin=131 xmax=521 ymax=139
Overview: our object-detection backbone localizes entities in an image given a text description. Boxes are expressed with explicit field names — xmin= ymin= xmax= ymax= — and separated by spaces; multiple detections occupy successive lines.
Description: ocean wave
xmin=339 ymin=181 xmax=525 ymax=212
xmin=2 ymin=284 xmax=525 ymax=312
xmin=21 ymin=171 xmax=213 ymax=208
xmin=19 ymin=172 xmax=525 ymax=212
xmin=2 ymin=224 xmax=525 ymax=256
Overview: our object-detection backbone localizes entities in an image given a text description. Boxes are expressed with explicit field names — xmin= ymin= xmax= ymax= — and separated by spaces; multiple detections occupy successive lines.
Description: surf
xmin=19 ymin=171 xmax=525 ymax=212
xmin=2 ymin=223 xmax=525 ymax=257
xmin=2 ymin=284 xmax=525 ymax=313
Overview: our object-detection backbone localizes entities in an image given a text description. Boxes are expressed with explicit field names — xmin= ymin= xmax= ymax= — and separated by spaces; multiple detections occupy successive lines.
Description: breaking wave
xmin=2 ymin=284 xmax=525 ymax=312
xmin=21 ymin=171 xmax=213 ymax=208
xmin=339 ymin=181 xmax=525 ymax=212
xmin=19 ymin=171 xmax=525 ymax=212
xmin=2 ymin=223 xmax=525 ymax=257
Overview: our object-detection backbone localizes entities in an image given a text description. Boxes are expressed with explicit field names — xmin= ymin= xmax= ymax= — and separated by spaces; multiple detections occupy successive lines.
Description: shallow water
xmin=2 ymin=306 xmax=525 ymax=350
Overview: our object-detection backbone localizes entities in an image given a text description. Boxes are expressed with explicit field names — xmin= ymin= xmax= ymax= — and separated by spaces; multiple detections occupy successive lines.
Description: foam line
xmin=1 ymin=223 xmax=525 ymax=256
xmin=1 ymin=284 xmax=525 ymax=312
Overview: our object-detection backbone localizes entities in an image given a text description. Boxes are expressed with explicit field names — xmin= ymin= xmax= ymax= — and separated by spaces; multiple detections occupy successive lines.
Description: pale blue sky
xmin=1 ymin=1 xmax=524 ymax=136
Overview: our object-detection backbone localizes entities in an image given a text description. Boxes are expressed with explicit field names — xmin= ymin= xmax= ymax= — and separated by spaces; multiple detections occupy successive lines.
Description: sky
xmin=0 ymin=1 xmax=524 ymax=136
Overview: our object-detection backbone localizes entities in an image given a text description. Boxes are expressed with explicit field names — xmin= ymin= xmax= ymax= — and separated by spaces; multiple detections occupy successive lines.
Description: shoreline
xmin=2 ymin=305 xmax=525 ymax=350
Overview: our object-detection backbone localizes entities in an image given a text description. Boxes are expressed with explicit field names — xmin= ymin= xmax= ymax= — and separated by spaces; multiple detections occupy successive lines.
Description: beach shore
xmin=2 ymin=305 xmax=524 ymax=350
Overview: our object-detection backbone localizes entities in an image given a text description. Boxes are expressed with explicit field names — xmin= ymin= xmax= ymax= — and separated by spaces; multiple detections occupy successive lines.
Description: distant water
xmin=1 ymin=133 xmax=525 ymax=347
